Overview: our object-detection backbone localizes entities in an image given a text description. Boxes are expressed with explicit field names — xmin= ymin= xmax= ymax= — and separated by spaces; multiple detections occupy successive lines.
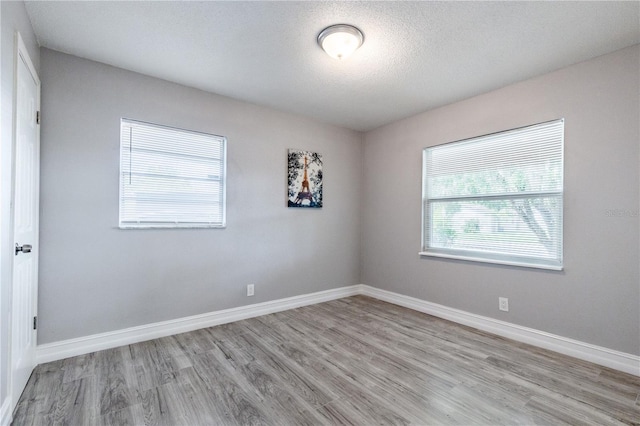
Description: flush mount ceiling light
xmin=317 ymin=24 xmax=364 ymax=60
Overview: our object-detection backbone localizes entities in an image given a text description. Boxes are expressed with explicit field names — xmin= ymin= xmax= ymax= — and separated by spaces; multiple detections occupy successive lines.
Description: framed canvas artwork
xmin=288 ymin=149 xmax=323 ymax=208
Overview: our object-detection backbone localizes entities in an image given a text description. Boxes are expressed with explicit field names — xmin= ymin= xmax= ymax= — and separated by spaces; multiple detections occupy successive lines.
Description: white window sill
xmin=419 ymin=251 xmax=563 ymax=271
xmin=119 ymin=224 xmax=226 ymax=229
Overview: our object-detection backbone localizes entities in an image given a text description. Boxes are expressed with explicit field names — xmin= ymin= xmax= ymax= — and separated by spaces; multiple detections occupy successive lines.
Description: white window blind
xmin=421 ymin=119 xmax=564 ymax=270
xmin=119 ymin=119 xmax=227 ymax=228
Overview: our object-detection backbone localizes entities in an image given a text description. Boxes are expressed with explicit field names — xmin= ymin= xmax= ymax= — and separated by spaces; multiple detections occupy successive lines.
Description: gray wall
xmin=31 ymin=37 xmax=640 ymax=362
xmin=1 ymin=0 xmax=40 ymax=408
xmin=38 ymin=49 xmax=363 ymax=344
xmin=362 ymin=45 xmax=640 ymax=355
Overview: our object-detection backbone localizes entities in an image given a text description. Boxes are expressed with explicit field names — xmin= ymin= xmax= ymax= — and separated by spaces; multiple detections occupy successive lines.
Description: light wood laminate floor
xmin=12 ymin=296 xmax=640 ymax=425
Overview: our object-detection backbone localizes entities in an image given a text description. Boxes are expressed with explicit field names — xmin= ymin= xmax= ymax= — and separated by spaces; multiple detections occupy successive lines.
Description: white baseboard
xmin=36 ymin=285 xmax=362 ymax=364
xmin=36 ymin=283 xmax=639 ymax=377
xmin=0 ymin=397 xmax=11 ymax=426
xmin=360 ymin=285 xmax=640 ymax=377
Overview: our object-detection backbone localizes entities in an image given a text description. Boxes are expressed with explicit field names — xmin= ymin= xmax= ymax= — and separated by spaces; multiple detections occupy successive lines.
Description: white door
xmin=10 ymin=32 xmax=40 ymax=408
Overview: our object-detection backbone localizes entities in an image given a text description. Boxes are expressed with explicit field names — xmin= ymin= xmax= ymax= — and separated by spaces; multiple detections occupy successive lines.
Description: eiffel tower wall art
xmin=288 ymin=149 xmax=323 ymax=208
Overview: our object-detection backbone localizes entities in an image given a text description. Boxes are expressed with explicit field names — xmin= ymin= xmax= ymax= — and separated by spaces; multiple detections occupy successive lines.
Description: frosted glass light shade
xmin=317 ymin=24 xmax=364 ymax=60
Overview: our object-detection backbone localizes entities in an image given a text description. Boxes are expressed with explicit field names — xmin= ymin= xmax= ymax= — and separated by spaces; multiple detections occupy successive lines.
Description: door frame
xmin=8 ymin=31 xmax=41 ymax=414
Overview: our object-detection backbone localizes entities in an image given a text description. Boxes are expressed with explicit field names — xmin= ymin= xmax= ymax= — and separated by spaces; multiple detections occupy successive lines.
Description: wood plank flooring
xmin=12 ymin=295 xmax=640 ymax=425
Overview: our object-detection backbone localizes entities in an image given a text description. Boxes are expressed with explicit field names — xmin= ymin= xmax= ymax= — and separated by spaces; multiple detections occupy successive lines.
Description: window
xmin=119 ymin=119 xmax=226 ymax=228
xmin=421 ymin=119 xmax=564 ymax=270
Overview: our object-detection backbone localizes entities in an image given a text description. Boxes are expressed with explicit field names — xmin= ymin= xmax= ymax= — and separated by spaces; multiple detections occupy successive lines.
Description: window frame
xmin=420 ymin=119 xmax=564 ymax=271
xmin=118 ymin=118 xmax=227 ymax=229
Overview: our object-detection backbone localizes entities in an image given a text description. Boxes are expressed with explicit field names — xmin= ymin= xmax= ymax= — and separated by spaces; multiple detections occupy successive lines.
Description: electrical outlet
xmin=499 ymin=297 xmax=509 ymax=312
xmin=247 ymin=284 xmax=255 ymax=297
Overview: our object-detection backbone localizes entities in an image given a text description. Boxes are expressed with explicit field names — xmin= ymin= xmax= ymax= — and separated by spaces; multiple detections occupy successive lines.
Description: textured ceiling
xmin=25 ymin=1 xmax=640 ymax=131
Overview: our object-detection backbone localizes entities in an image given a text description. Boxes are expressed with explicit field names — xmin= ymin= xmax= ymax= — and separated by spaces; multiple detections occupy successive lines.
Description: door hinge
xmin=33 ymin=316 xmax=37 ymax=330
xmin=36 ymin=111 xmax=40 ymax=125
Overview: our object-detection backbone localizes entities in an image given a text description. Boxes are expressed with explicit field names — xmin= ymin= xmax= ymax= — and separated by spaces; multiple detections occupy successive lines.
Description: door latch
xmin=15 ymin=243 xmax=32 ymax=255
